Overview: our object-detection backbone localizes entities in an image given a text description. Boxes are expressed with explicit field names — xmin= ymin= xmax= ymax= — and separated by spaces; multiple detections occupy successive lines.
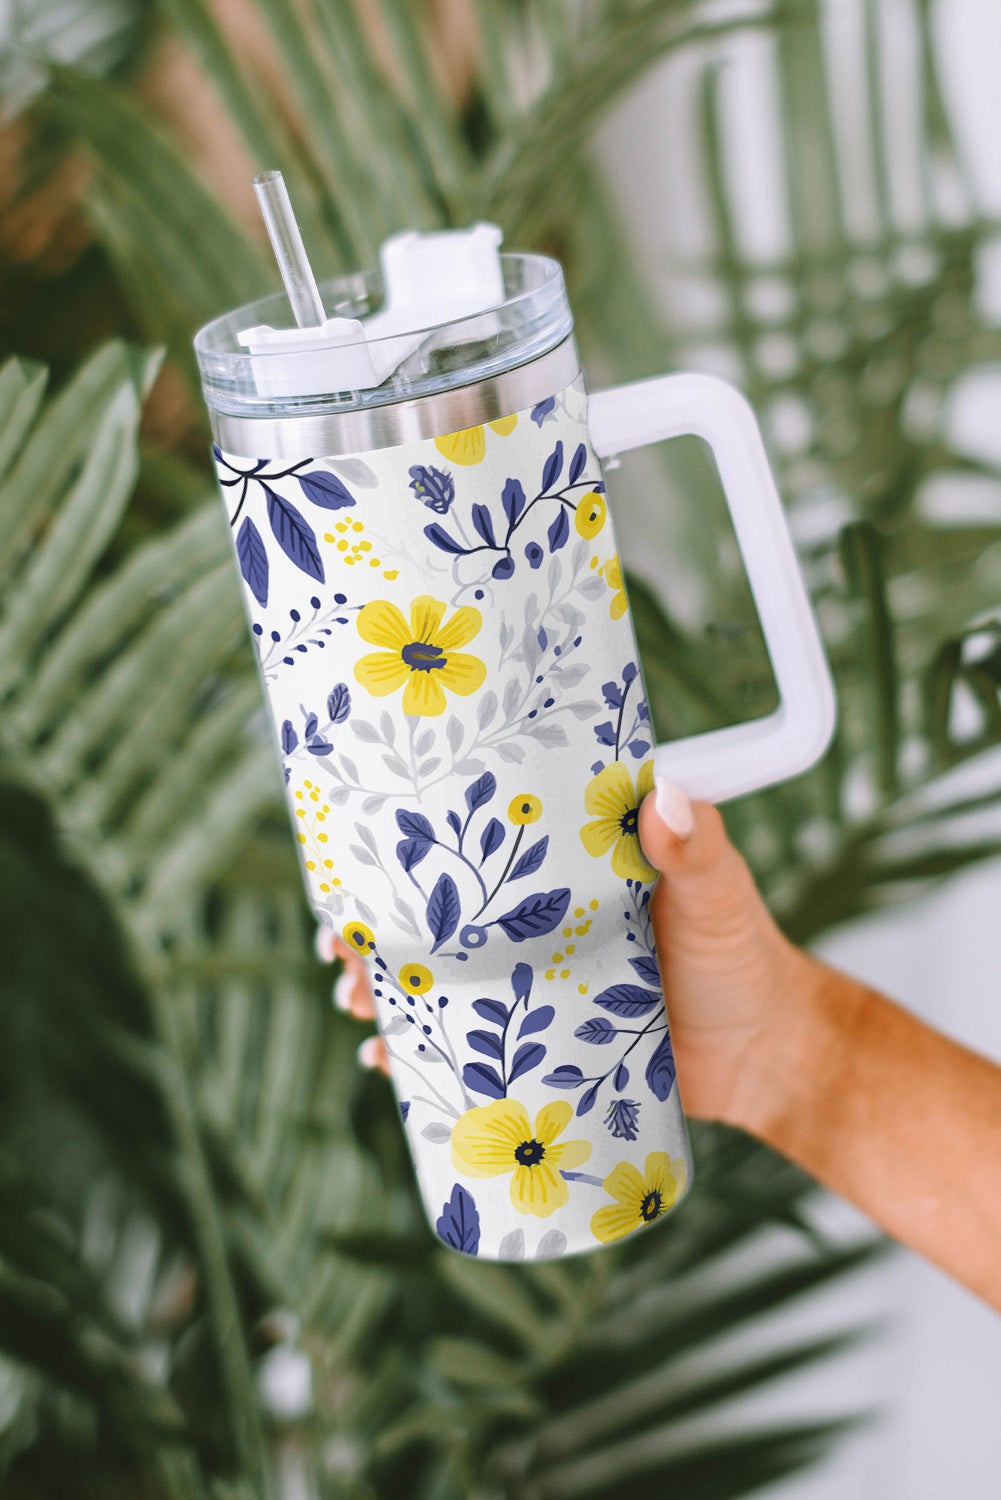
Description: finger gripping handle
xmin=588 ymin=372 xmax=836 ymax=803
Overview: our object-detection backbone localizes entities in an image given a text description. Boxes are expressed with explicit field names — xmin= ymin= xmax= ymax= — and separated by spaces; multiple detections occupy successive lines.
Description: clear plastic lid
xmin=194 ymin=248 xmax=573 ymax=421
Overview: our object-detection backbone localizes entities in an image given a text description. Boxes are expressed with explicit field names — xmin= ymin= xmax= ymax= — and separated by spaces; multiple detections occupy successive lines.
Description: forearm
xmin=733 ymin=953 xmax=1001 ymax=1310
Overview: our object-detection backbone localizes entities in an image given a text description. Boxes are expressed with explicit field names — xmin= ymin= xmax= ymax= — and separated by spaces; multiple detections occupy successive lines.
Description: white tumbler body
xmin=213 ymin=371 xmax=691 ymax=1260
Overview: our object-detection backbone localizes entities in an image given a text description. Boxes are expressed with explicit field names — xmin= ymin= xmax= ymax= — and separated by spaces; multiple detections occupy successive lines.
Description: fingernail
xmin=655 ymin=777 xmax=694 ymax=841
xmin=333 ymin=973 xmax=355 ymax=1011
xmin=357 ymin=1036 xmax=386 ymax=1071
xmin=314 ymin=925 xmax=336 ymax=963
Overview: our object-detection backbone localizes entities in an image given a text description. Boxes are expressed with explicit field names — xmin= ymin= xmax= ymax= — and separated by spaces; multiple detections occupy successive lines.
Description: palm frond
xmin=5 ymin=0 xmax=1001 ymax=1495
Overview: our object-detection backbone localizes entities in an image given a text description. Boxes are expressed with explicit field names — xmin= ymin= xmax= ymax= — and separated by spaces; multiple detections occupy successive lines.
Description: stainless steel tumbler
xmin=195 ymin=224 xmax=834 ymax=1259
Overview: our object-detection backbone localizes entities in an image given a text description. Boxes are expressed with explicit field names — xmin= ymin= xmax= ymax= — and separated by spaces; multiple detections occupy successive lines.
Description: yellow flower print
xmin=599 ymin=554 xmax=629 ymax=620
xmin=451 ymin=1098 xmax=591 ymax=1218
xmin=399 ymin=963 xmax=433 ymax=995
xmin=343 ymin=920 xmax=375 ymax=955
xmin=591 ymin=1152 xmax=687 ymax=1243
xmin=508 ymin=793 xmax=543 ymax=825
xmin=575 ymin=491 xmax=606 ymax=539
xmin=580 ymin=759 xmax=657 ymax=882
xmin=434 ymin=414 xmax=518 ymax=466
xmin=354 ymin=595 xmax=486 ymax=717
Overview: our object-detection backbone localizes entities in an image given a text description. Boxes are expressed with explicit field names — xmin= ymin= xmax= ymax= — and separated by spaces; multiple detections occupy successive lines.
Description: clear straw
xmin=253 ymin=170 xmax=326 ymax=328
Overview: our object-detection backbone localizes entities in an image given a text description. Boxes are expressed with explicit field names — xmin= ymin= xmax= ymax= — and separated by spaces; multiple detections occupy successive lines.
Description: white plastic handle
xmin=588 ymin=373 xmax=836 ymax=803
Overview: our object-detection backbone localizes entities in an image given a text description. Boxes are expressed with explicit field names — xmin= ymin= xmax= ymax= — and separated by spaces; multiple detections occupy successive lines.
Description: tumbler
xmin=195 ymin=220 xmax=835 ymax=1260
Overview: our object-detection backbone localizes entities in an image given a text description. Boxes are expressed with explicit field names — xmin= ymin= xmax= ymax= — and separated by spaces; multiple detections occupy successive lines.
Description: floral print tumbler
xmin=195 ymin=219 xmax=835 ymax=1260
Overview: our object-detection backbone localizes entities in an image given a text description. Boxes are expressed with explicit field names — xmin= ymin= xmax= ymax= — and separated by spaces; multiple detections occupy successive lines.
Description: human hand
xmin=635 ymin=782 xmax=821 ymax=1132
xmin=315 ymin=928 xmax=390 ymax=1075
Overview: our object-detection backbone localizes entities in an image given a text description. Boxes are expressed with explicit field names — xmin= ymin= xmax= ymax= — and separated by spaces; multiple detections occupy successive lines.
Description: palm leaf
xmin=6 ymin=0 xmax=1001 ymax=1495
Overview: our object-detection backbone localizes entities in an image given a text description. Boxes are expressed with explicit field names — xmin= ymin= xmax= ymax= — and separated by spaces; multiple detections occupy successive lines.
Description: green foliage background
xmin=1 ymin=0 xmax=1000 ymax=1496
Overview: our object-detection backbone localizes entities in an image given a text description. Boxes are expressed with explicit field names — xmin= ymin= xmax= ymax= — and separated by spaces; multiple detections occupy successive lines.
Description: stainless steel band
xmin=208 ymin=337 xmax=581 ymax=459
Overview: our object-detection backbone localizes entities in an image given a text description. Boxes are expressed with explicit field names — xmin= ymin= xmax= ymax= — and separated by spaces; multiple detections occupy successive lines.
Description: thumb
xmin=638 ymin=780 xmax=759 ymax=937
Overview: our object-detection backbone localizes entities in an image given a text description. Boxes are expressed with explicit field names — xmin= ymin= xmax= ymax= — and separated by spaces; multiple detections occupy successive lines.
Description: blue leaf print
xmin=400 ymin=1100 xmax=410 ymax=1122
xmin=577 ymin=1081 xmax=601 ymax=1116
xmin=525 ymin=541 xmax=544 ymax=569
xmin=264 ymin=485 xmax=324 ymax=583
xmin=517 ymin=1005 xmax=553 ymax=1039
xmin=605 ymin=1098 xmax=640 ymax=1140
xmin=629 ymin=955 xmax=661 ymax=986
xmin=602 ymin=680 xmax=623 ymax=709
xmin=628 ymin=740 xmax=651 ymax=758
xmin=463 ymin=1061 xmax=505 ymax=1099
xmin=397 ymin=837 xmax=430 ymax=872
xmin=531 ymin=397 xmax=555 ymax=427
xmin=297 ymin=470 xmax=355 ymax=509
xmin=645 ymin=1032 xmax=676 ymax=1101
xmin=436 ymin=1183 xmax=480 ymax=1255
xmin=409 ymin=464 xmax=454 ymax=514
xmin=306 ymin=737 xmax=333 ymax=755
xmin=594 ymin=720 xmax=616 ymax=747
xmin=473 ymin=998 xmax=509 ymax=1025
xmin=425 ymin=522 xmax=464 ymax=555
xmin=397 ymin=809 xmax=436 ymax=841
xmin=502 ymin=478 xmax=526 ymax=524
xmin=543 ymin=1065 xmax=584 ymax=1088
xmin=492 ymin=555 xmax=515 ymax=580
xmin=541 ymin=441 xmax=563 ymax=492
xmin=614 ymin=1062 xmax=630 ymax=1090
xmin=427 ymin=872 xmax=460 ymax=951
xmin=593 ymin=984 xmax=662 ymax=1018
xmin=568 ymin=442 xmax=587 ymax=484
xmin=547 ymin=507 xmax=570 ymax=552
xmin=468 ymin=1029 xmax=504 ymax=1058
xmin=471 ymin=504 xmax=496 ymax=545
xmin=446 ymin=810 xmax=462 ymax=837
xmin=511 ymin=963 xmax=533 ymax=1003
xmin=327 ymin=683 xmax=351 ymax=724
xmin=281 ymin=720 xmax=298 ymax=755
xmin=509 ymin=1042 xmax=546 ymax=1083
xmin=236 ymin=516 xmax=269 ymax=606
xmin=509 ymin=836 xmax=548 ymax=882
xmin=465 ymin=772 xmax=496 ymax=812
xmin=495 ymin=888 xmax=571 ymax=942
xmin=304 ymin=710 xmax=318 ymax=738
xmin=480 ymin=817 xmax=505 ymax=860
xmin=575 ymin=1016 xmax=617 ymax=1044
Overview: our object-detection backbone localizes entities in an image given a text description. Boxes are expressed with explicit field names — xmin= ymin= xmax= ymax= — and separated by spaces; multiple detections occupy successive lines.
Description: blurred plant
xmin=0 ymin=0 xmax=1000 ymax=1497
